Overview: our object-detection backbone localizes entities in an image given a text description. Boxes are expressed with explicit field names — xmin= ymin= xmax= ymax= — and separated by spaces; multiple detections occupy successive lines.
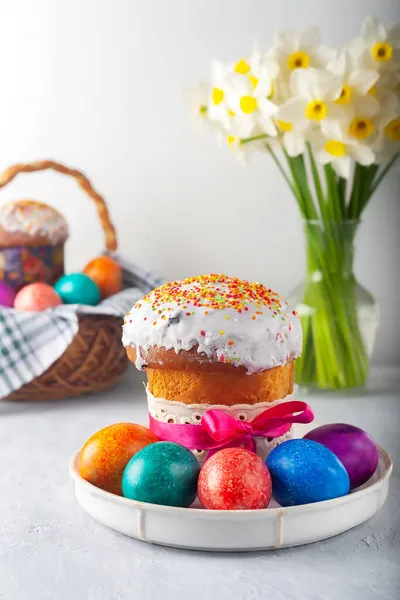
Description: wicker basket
xmin=1 ymin=160 xmax=129 ymax=400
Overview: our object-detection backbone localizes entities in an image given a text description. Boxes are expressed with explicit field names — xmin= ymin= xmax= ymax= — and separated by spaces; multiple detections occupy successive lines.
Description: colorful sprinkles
xmin=134 ymin=274 xmax=285 ymax=316
xmin=123 ymin=273 xmax=302 ymax=372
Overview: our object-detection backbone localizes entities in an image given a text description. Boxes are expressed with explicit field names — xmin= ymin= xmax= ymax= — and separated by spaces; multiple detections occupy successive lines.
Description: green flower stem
xmin=307 ymin=143 xmax=328 ymax=220
xmin=247 ymin=142 xmax=399 ymax=390
xmin=264 ymin=144 xmax=307 ymax=216
xmin=295 ymin=222 xmax=369 ymax=389
xmin=241 ymin=134 xmax=268 ymax=145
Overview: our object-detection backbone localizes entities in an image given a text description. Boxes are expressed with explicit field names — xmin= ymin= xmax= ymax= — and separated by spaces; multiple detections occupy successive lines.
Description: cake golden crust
xmin=0 ymin=227 xmax=59 ymax=247
xmin=126 ymin=345 xmax=252 ymax=374
xmin=146 ymin=361 xmax=294 ymax=405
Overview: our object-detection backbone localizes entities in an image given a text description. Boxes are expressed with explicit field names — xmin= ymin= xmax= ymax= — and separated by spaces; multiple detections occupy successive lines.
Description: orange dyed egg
xmin=78 ymin=423 xmax=158 ymax=495
xmin=83 ymin=256 xmax=122 ymax=298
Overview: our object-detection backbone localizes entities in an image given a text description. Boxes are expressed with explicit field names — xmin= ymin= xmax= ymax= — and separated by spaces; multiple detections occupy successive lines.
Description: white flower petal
xmin=379 ymin=92 xmax=399 ymax=123
xmin=328 ymin=50 xmax=347 ymax=75
xmin=284 ymin=131 xmax=306 ymax=156
xmin=290 ymin=67 xmax=319 ymax=98
xmin=321 ymin=119 xmax=344 ymax=141
xmin=266 ymin=139 xmax=281 ymax=155
xmin=320 ymin=74 xmax=343 ymax=101
xmin=333 ymin=156 xmax=352 ymax=178
xmin=348 ymin=69 xmax=379 ymax=95
xmin=348 ymin=143 xmax=375 ymax=166
xmin=352 ymin=95 xmax=380 ymax=118
xmin=299 ymin=25 xmax=321 ymax=49
xmin=362 ymin=16 xmax=386 ymax=45
xmin=259 ymin=117 xmax=277 ymax=137
xmin=308 ymin=129 xmax=325 ymax=149
xmin=316 ymin=148 xmax=334 ymax=165
xmin=225 ymin=72 xmax=252 ymax=95
xmin=257 ymin=97 xmax=278 ymax=118
xmin=314 ymin=45 xmax=336 ymax=68
xmin=255 ymin=71 xmax=274 ymax=97
xmin=233 ymin=115 xmax=257 ymax=138
xmin=278 ymin=97 xmax=308 ymax=125
xmin=328 ymin=103 xmax=350 ymax=121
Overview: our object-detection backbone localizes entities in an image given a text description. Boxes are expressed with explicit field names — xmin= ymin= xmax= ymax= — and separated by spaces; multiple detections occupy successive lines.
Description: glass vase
xmin=288 ymin=220 xmax=379 ymax=391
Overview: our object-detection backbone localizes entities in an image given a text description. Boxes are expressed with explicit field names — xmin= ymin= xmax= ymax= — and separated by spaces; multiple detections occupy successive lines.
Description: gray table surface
xmin=1 ymin=366 xmax=399 ymax=600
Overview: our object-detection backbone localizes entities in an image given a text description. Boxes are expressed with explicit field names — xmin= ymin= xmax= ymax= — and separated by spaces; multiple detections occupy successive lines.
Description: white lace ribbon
xmin=146 ymin=386 xmax=293 ymax=463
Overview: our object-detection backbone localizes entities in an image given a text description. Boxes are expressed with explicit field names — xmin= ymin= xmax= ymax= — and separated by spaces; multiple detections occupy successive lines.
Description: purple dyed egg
xmin=304 ymin=423 xmax=378 ymax=490
xmin=0 ymin=281 xmax=17 ymax=308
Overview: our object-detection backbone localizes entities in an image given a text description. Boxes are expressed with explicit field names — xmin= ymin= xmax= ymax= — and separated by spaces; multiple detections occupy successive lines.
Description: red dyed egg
xmin=198 ymin=448 xmax=272 ymax=510
xmin=78 ymin=423 xmax=158 ymax=495
xmin=14 ymin=283 xmax=62 ymax=312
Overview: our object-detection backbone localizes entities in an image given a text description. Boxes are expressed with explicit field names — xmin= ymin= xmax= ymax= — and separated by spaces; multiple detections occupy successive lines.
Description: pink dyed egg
xmin=0 ymin=281 xmax=17 ymax=308
xmin=14 ymin=283 xmax=62 ymax=312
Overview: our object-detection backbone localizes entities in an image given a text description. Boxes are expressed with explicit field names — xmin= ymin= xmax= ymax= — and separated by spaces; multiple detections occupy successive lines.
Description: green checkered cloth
xmin=0 ymin=255 xmax=162 ymax=399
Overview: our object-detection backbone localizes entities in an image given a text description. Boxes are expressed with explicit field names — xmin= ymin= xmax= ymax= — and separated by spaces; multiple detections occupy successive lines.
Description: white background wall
xmin=0 ymin=0 xmax=399 ymax=364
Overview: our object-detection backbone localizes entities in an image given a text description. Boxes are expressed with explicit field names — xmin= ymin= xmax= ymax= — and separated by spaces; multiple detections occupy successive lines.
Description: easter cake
xmin=122 ymin=274 xmax=303 ymax=462
xmin=0 ymin=200 xmax=68 ymax=289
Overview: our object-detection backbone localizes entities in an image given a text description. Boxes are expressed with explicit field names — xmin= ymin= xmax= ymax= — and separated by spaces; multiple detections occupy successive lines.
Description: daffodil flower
xmin=224 ymin=71 xmax=278 ymax=138
xmin=353 ymin=16 xmax=400 ymax=71
xmin=184 ymin=81 xmax=211 ymax=128
xmin=277 ymin=68 xmax=344 ymax=135
xmin=218 ymin=131 xmax=265 ymax=163
xmin=266 ymin=25 xmax=334 ymax=96
xmin=312 ymin=120 xmax=375 ymax=178
xmin=207 ymin=61 xmax=233 ymax=130
xmin=371 ymin=94 xmax=400 ymax=161
xmin=328 ymin=50 xmax=380 ymax=118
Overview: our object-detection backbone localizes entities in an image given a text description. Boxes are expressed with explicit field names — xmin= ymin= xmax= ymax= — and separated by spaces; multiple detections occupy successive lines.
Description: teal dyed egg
xmin=266 ymin=439 xmax=350 ymax=507
xmin=122 ymin=442 xmax=200 ymax=507
xmin=54 ymin=273 xmax=100 ymax=306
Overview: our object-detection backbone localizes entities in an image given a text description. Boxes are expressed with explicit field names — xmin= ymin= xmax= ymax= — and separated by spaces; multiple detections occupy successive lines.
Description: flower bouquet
xmin=189 ymin=16 xmax=400 ymax=390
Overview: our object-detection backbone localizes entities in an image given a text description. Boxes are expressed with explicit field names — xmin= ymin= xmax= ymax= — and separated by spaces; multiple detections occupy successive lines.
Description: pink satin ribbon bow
xmin=149 ymin=400 xmax=314 ymax=459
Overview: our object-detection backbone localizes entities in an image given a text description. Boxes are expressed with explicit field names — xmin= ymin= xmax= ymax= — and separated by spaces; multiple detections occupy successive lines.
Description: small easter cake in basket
xmin=122 ymin=274 xmax=308 ymax=462
xmin=0 ymin=199 xmax=68 ymax=288
xmin=0 ymin=160 xmax=132 ymax=401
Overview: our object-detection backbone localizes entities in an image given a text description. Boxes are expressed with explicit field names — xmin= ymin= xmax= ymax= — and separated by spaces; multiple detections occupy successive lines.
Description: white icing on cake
xmin=0 ymin=200 xmax=69 ymax=245
xmin=122 ymin=274 xmax=302 ymax=374
xmin=146 ymin=386 xmax=293 ymax=464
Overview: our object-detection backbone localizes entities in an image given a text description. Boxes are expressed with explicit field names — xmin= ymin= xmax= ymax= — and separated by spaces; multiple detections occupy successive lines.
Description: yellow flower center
xmin=198 ymin=105 xmax=207 ymax=116
xmin=371 ymin=42 xmax=393 ymax=62
xmin=240 ymin=95 xmax=257 ymax=114
xmin=287 ymin=51 xmax=310 ymax=70
xmin=227 ymin=135 xmax=237 ymax=146
xmin=248 ymin=75 xmax=259 ymax=89
xmin=368 ymin=85 xmax=377 ymax=96
xmin=348 ymin=118 xmax=374 ymax=140
xmin=234 ymin=59 xmax=250 ymax=75
xmin=277 ymin=119 xmax=293 ymax=132
xmin=305 ymin=100 xmax=327 ymax=121
xmin=227 ymin=109 xmax=236 ymax=117
xmin=335 ymin=85 xmax=352 ymax=104
xmin=212 ymin=88 xmax=224 ymax=105
xmin=385 ymin=118 xmax=400 ymax=141
xmin=325 ymin=140 xmax=346 ymax=157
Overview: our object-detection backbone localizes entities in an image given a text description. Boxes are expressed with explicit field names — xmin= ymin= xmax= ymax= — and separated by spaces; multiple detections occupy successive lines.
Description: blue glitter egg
xmin=266 ymin=439 xmax=350 ymax=507
xmin=54 ymin=274 xmax=100 ymax=306
xmin=122 ymin=442 xmax=200 ymax=507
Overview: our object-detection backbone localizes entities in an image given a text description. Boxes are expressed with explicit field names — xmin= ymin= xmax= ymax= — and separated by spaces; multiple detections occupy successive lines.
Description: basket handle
xmin=0 ymin=160 xmax=117 ymax=251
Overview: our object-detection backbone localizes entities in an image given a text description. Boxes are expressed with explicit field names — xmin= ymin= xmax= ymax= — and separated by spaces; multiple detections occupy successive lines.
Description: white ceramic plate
xmin=69 ymin=426 xmax=392 ymax=552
